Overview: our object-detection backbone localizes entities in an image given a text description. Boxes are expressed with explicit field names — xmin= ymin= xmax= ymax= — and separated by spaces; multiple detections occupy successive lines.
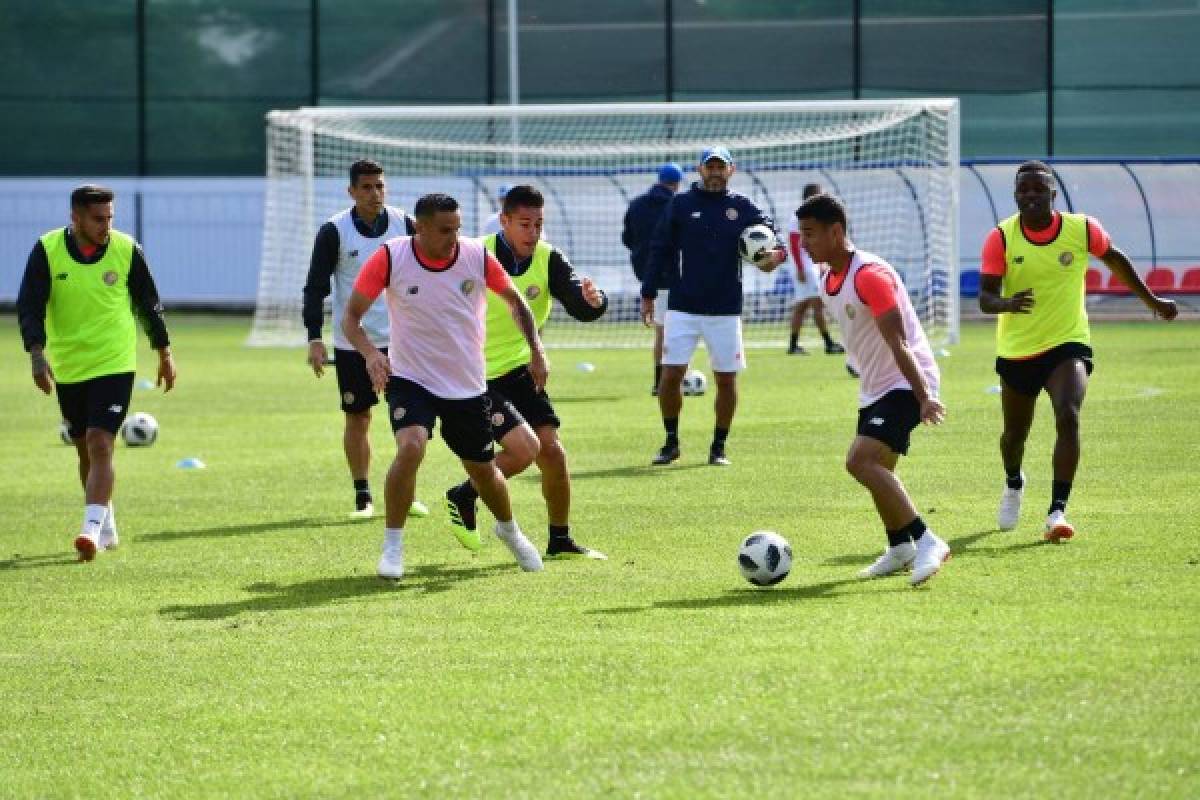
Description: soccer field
xmin=2 ymin=315 xmax=1197 ymax=798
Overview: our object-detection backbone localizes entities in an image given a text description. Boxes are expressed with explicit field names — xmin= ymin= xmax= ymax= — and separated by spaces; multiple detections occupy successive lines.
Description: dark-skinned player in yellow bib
xmin=979 ymin=161 xmax=1176 ymax=542
xmin=444 ymin=185 xmax=610 ymax=559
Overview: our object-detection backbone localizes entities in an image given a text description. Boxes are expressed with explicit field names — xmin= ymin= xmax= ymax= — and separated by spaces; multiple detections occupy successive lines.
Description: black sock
xmin=548 ymin=524 xmax=570 ymax=543
xmin=895 ymin=516 xmax=928 ymax=545
xmin=1006 ymin=468 xmax=1024 ymax=490
xmin=1049 ymin=480 xmax=1072 ymax=514
xmin=353 ymin=479 xmax=368 ymax=493
xmin=886 ymin=529 xmax=911 ymax=548
xmin=654 ymin=364 xmax=662 ymax=388
xmin=712 ymin=427 xmax=729 ymax=451
xmin=454 ymin=480 xmax=479 ymax=502
xmin=821 ymin=330 xmax=834 ymax=347
xmin=788 ymin=332 xmax=798 ymax=349
xmin=664 ymin=417 xmax=679 ymax=446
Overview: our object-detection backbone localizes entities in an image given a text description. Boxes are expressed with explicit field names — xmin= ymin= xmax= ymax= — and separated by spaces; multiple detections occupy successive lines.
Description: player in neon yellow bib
xmin=16 ymin=185 xmax=176 ymax=562
xmin=979 ymin=161 xmax=1176 ymax=542
xmin=445 ymin=185 xmax=609 ymax=559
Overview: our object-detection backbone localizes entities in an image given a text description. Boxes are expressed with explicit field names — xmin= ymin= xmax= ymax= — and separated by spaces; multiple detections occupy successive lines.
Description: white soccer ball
xmin=59 ymin=420 xmax=74 ymax=445
xmin=738 ymin=223 xmax=777 ymax=265
xmin=681 ymin=369 xmax=707 ymax=397
xmin=121 ymin=412 xmax=159 ymax=447
xmin=738 ymin=531 xmax=793 ymax=587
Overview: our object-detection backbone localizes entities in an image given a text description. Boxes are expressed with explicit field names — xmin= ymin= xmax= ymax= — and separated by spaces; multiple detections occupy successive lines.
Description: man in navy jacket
xmin=639 ymin=146 xmax=785 ymax=466
xmin=623 ymin=162 xmax=683 ymax=394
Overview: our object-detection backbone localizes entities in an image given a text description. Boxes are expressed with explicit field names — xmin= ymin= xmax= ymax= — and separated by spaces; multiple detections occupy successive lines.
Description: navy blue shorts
xmin=56 ymin=371 xmax=135 ymax=438
xmin=996 ymin=342 xmax=1094 ymax=398
xmin=857 ymin=389 xmax=922 ymax=456
xmin=384 ymin=376 xmax=495 ymax=463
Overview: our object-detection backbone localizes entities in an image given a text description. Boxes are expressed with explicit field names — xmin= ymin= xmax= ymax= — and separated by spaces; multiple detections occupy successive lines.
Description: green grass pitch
xmin=1 ymin=315 xmax=1198 ymax=798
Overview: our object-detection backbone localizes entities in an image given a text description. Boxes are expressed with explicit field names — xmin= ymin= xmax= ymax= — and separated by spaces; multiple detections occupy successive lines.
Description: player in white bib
xmin=798 ymin=192 xmax=951 ymax=587
xmin=341 ymin=193 xmax=548 ymax=580
xmin=782 ymin=182 xmax=845 ymax=359
xmin=302 ymin=159 xmax=426 ymax=520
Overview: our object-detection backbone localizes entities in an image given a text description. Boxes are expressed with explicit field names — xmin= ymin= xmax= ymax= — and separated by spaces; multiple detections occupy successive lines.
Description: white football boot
xmin=910 ymin=532 xmax=951 ymax=587
xmin=858 ymin=542 xmax=916 ymax=579
xmin=997 ymin=472 xmax=1024 ymax=531
xmin=377 ymin=534 xmax=405 ymax=580
xmin=1044 ymin=510 xmax=1075 ymax=543
xmin=495 ymin=524 xmax=544 ymax=572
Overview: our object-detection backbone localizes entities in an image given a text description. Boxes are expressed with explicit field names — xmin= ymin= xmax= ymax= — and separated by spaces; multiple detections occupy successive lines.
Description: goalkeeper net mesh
xmin=250 ymin=100 xmax=959 ymax=348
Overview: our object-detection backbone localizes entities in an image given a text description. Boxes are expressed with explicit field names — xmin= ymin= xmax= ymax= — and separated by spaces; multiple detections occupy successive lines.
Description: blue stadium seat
xmin=959 ymin=269 xmax=981 ymax=298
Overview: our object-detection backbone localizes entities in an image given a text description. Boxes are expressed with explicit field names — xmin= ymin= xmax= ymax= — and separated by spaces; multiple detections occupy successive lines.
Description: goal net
xmin=250 ymin=100 xmax=959 ymax=348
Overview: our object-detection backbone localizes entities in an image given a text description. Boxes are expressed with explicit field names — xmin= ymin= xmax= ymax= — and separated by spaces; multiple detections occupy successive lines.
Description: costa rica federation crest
xmin=525 ymin=284 xmax=541 ymax=300
xmin=1058 ymin=251 xmax=1074 ymax=266
xmin=103 ymin=270 xmax=118 ymax=286
xmin=460 ymin=279 xmax=476 ymax=295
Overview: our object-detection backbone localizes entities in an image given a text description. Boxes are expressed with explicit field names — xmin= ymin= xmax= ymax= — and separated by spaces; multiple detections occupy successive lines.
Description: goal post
xmin=249 ymin=99 xmax=960 ymax=348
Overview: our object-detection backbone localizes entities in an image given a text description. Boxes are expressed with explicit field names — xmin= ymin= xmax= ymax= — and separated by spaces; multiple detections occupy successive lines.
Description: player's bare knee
xmin=536 ymin=437 xmax=567 ymax=474
xmin=85 ymin=429 xmax=115 ymax=460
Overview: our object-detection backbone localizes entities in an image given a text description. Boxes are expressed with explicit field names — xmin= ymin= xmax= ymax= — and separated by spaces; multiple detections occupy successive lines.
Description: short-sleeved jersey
xmin=353 ymin=237 xmax=512 ymax=399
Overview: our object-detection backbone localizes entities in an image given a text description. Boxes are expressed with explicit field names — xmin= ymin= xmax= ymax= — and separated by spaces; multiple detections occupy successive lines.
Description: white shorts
xmin=790 ymin=262 xmax=821 ymax=304
xmin=652 ymin=290 xmax=669 ymax=326
xmin=662 ymin=311 xmax=746 ymax=373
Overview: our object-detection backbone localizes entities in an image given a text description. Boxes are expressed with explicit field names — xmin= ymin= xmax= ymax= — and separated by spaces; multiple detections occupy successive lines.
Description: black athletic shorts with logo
xmin=995 ymin=342 xmax=1094 ymax=398
xmin=485 ymin=364 xmax=560 ymax=440
xmin=57 ymin=371 xmax=135 ymax=438
xmin=384 ymin=376 xmax=496 ymax=463
xmin=334 ymin=347 xmax=386 ymax=413
xmin=857 ymin=388 xmax=922 ymax=456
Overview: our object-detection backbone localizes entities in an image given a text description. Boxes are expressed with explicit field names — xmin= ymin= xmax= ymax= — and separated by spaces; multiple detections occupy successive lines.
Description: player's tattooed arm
xmin=501 ymin=285 xmax=549 ymax=390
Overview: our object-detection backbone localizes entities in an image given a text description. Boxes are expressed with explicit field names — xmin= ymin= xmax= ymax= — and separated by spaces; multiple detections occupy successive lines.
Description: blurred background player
xmin=640 ymin=146 xmax=785 ymax=467
xmin=479 ymin=184 xmax=510 ymax=236
xmin=978 ymin=160 xmax=1177 ymax=541
xmin=16 ymin=184 xmax=176 ymax=560
xmin=622 ymin=162 xmax=683 ymax=394
xmin=341 ymin=192 xmax=547 ymax=579
xmin=799 ymin=192 xmax=949 ymax=587
xmin=446 ymin=185 xmax=609 ymax=559
xmin=302 ymin=159 xmax=427 ymax=519
xmin=783 ymin=182 xmax=845 ymax=358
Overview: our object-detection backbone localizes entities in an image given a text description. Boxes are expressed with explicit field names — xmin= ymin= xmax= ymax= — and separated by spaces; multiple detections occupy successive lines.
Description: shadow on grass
xmin=160 ymin=562 xmax=515 ymax=620
xmin=552 ymin=395 xmax=625 ymax=404
xmin=570 ymin=462 xmax=709 ymax=481
xmin=0 ymin=552 xmax=82 ymax=571
xmin=588 ymin=577 xmax=893 ymax=615
xmin=821 ymin=528 xmax=1046 ymax=567
xmin=137 ymin=515 xmax=368 ymax=543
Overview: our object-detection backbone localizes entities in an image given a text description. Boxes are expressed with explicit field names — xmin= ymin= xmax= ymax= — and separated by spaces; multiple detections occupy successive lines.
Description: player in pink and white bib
xmin=798 ymin=192 xmax=951 ymax=587
xmin=341 ymin=193 xmax=549 ymax=580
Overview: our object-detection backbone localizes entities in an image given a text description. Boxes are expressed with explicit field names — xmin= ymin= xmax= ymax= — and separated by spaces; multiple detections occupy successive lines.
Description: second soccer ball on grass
xmin=122 ymin=412 xmax=159 ymax=447
xmin=681 ymin=369 xmax=707 ymax=397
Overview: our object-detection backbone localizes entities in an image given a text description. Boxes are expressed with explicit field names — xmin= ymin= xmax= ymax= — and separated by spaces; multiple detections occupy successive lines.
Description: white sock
xmin=101 ymin=503 xmax=116 ymax=533
xmin=383 ymin=527 xmax=403 ymax=549
xmin=82 ymin=504 xmax=107 ymax=538
xmin=495 ymin=518 xmax=518 ymax=537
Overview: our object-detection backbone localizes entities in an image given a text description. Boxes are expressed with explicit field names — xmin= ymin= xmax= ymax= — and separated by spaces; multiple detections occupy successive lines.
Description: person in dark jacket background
xmin=639 ymin=147 xmax=785 ymax=467
xmin=622 ymin=162 xmax=683 ymax=394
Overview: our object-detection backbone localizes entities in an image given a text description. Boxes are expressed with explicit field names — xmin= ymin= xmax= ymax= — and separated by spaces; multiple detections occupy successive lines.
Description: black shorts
xmin=486 ymin=365 xmax=560 ymax=440
xmin=384 ymin=376 xmax=496 ymax=463
xmin=56 ymin=371 xmax=135 ymax=438
xmin=857 ymin=389 xmax=922 ymax=456
xmin=996 ymin=342 xmax=1094 ymax=398
xmin=334 ymin=347 xmax=385 ymax=413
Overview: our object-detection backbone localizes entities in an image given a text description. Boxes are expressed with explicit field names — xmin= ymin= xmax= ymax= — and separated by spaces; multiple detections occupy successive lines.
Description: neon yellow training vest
xmin=41 ymin=227 xmax=138 ymax=383
xmin=995 ymin=212 xmax=1091 ymax=359
xmin=482 ymin=234 xmax=552 ymax=380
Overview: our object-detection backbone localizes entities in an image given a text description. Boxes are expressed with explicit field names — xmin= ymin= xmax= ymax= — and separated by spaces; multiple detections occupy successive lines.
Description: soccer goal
xmin=249 ymin=100 xmax=959 ymax=348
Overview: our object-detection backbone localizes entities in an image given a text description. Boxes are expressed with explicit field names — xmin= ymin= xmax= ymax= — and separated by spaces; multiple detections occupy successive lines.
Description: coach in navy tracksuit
xmin=639 ymin=146 xmax=785 ymax=467
xmin=622 ymin=162 xmax=683 ymax=394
